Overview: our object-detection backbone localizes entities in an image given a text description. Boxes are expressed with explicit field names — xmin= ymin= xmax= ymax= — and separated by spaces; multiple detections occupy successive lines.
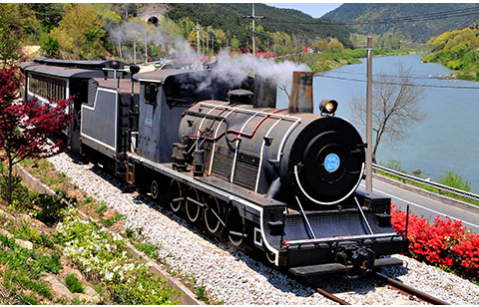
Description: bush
xmin=391 ymin=205 xmax=479 ymax=281
xmin=436 ymin=170 xmax=472 ymax=192
xmin=65 ymin=274 xmax=84 ymax=294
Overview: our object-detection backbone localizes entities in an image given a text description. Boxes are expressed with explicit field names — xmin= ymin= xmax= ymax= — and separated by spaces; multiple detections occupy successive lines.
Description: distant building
xmin=303 ymin=46 xmax=313 ymax=53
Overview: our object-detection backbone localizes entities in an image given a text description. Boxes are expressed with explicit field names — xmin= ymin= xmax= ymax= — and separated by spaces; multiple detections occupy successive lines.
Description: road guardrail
xmin=372 ymin=163 xmax=479 ymax=203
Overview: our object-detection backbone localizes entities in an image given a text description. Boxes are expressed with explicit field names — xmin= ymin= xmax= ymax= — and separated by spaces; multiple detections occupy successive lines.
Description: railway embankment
xmin=9 ymin=163 xmax=204 ymax=305
xmin=4 ymin=152 xmax=479 ymax=304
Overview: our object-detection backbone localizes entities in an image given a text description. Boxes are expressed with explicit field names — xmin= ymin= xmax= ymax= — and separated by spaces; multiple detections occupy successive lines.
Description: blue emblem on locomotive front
xmin=324 ymin=153 xmax=340 ymax=173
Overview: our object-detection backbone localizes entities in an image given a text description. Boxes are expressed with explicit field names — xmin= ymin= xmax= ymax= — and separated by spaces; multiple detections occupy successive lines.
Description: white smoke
xmin=198 ymin=50 xmax=311 ymax=92
xmin=109 ymin=20 xmax=312 ymax=92
xmin=108 ymin=20 xmax=200 ymax=61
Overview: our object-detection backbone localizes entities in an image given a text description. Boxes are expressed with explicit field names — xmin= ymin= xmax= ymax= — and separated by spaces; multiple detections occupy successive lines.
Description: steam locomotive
xmin=20 ymin=57 xmax=408 ymax=277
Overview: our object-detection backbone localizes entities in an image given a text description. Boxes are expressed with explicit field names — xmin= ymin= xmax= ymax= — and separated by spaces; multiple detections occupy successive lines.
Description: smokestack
xmin=253 ymin=75 xmax=277 ymax=108
xmin=288 ymin=71 xmax=313 ymax=114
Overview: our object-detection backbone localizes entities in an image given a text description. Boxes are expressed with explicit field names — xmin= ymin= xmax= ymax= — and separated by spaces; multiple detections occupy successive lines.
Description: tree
xmin=50 ymin=3 xmax=106 ymax=59
xmin=312 ymin=38 xmax=329 ymax=52
xmin=0 ymin=4 xmax=22 ymax=67
xmin=28 ymin=3 xmax=64 ymax=32
xmin=350 ymin=64 xmax=426 ymax=163
xmin=0 ymin=66 xmax=73 ymax=203
xmin=40 ymin=34 xmax=61 ymax=58
xmin=327 ymin=39 xmax=344 ymax=53
xmin=214 ymin=29 xmax=227 ymax=49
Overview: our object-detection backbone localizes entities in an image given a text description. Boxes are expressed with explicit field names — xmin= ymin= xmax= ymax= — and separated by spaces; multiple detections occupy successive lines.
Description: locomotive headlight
xmin=319 ymin=99 xmax=338 ymax=116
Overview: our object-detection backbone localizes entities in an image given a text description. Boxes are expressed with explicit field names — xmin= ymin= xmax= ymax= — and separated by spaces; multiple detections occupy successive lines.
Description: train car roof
xmin=31 ymin=57 xmax=125 ymax=69
xmin=20 ymin=62 xmax=106 ymax=79
xmin=94 ymin=78 xmax=141 ymax=94
xmin=33 ymin=57 xmax=112 ymax=66
xmin=134 ymin=69 xmax=207 ymax=83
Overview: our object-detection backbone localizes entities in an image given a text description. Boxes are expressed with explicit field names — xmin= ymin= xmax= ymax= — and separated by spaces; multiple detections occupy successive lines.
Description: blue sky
xmin=266 ymin=3 xmax=343 ymax=18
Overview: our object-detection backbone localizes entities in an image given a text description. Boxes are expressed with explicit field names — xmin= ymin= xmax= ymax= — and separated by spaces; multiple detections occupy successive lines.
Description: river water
xmin=277 ymin=54 xmax=479 ymax=192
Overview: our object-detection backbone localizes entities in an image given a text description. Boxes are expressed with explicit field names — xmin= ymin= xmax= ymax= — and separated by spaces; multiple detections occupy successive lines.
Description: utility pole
xmin=133 ymin=42 xmax=137 ymax=65
xmin=144 ymin=32 xmax=148 ymax=65
xmin=243 ymin=4 xmax=265 ymax=56
xmin=366 ymin=36 xmax=373 ymax=193
xmin=196 ymin=21 xmax=201 ymax=56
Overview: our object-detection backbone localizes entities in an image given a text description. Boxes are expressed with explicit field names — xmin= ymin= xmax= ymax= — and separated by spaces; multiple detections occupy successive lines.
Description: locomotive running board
xmin=283 ymin=232 xmax=399 ymax=246
xmin=289 ymin=257 xmax=404 ymax=277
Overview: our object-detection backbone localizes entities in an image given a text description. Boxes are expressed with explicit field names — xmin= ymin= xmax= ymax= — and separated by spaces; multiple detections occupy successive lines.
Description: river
xmin=277 ymin=54 xmax=479 ymax=192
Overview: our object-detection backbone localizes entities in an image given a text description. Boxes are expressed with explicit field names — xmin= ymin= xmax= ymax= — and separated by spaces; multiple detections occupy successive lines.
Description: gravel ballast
xmin=49 ymin=152 xmax=479 ymax=305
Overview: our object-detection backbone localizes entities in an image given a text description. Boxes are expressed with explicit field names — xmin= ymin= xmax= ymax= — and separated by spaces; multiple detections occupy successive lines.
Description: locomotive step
xmin=289 ymin=257 xmax=403 ymax=276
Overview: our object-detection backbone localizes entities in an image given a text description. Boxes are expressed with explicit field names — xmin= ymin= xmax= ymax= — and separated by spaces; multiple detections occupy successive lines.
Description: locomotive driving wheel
xmin=168 ymin=179 xmax=184 ymax=213
xmin=150 ymin=179 xmax=160 ymax=201
xmin=185 ymin=187 xmax=202 ymax=223
xmin=204 ymin=196 xmax=223 ymax=234
xmin=226 ymin=205 xmax=245 ymax=246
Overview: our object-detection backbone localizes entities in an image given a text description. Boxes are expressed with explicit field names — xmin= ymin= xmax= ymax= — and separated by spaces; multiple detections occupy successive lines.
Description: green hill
xmin=324 ymin=3 xmax=479 ymax=43
xmin=165 ymin=3 xmax=353 ymax=48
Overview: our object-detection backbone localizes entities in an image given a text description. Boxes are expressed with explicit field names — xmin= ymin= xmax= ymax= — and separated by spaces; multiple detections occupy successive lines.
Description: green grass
xmin=195 ymin=286 xmax=209 ymax=302
xmin=95 ymin=201 xmax=107 ymax=216
xmin=134 ymin=243 xmax=160 ymax=260
xmin=65 ymin=273 xmax=84 ymax=294
xmin=0 ymin=234 xmax=57 ymax=301
xmin=100 ymin=212 xmax=125 ymax=227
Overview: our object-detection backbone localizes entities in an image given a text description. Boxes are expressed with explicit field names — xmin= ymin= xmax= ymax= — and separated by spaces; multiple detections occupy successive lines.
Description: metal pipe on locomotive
xmin=20 ymin=58 xmax=408 ymax=277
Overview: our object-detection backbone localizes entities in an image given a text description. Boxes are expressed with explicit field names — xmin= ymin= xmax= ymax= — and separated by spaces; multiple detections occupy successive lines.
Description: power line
xmin=323 ymin=70 xmax=450 ymax=81
xmin=318 ymin=74 xmax=479 ymax=90
xmin=263 ymin=6 xmax=479 ymax=26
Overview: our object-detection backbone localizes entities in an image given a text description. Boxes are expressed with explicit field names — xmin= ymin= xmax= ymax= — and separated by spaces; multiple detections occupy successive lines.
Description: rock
xmin=0 ymin=208 xmax=14 ymax=220
xmin=412 ymin=169 xmax=421 ymax=175
xmin=15 ymin=238 xmax=33 ymax=250
xmin=42 ymin=274 xmax=75 ymax=303
xmin=84 ymin=285 xmax=99 ymax=298
xmin=391 ymin=299 xmax=413 ymax=305
xmin=74 ymin=291 xmax=101 ymax=304
xmin=0 ymin=229 xmax=14 ymax=239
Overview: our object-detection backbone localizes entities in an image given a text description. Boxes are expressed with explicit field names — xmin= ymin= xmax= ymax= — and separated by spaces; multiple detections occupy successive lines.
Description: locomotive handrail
xmin=198 ymin=102 xmax=301 ymax=122
xmin=372 ymin=163 xmax=479 ymax=202
xmin=283 ymin=232 xmax=399 ymax=246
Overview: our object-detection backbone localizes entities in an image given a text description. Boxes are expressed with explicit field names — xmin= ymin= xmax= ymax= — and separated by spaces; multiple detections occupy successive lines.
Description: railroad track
xmin=374 ymin=272 xmax=449 ymax=305
xmin=294 ymin=271 xmax=450 ymax=305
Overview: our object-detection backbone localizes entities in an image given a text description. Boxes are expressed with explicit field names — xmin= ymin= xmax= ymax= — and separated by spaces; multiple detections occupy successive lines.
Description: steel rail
xmin=372 ymin=163 xmax=479 ymax=202
xmin=314 ymin=286 xmax=350 ymax=305
xmin=374 ymin=272 xmax=449 ymax=305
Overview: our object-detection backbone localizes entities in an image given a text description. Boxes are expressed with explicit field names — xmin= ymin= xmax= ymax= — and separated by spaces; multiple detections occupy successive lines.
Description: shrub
xmin=391 ymin=205 xmax=479 ymax=280
xmin=65 ymin=274 xmax=84 ymax=294
xmin=436 ymin=170 xmax=472 ymax=192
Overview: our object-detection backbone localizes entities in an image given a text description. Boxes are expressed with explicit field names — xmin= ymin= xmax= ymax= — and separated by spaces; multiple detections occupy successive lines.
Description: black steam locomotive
xmin=20 ymin=57 xmax=408 ymax=277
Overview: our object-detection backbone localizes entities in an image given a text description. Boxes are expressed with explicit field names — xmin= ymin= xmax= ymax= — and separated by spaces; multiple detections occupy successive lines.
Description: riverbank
xmin=278 ymin=47 xmax=415 ymax=73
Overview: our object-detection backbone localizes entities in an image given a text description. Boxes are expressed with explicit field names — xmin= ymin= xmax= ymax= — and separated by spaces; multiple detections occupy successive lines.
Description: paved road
xmin=358 ymin=177 xmax=479 ymax=234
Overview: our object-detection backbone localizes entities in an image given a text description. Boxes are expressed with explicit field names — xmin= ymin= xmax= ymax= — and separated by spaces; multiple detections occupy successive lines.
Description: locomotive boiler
xmin=20 ymin=58 xmax=408 ymax=277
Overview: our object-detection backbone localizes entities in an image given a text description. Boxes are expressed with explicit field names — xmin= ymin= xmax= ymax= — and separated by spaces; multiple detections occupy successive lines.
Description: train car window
xmin=144 ymin=83 xmax=158 ymax=106
xmin=28 ymin=73 xmax=67 ymax=101
xmin=165 ymin=82 xmax=197 ymax=107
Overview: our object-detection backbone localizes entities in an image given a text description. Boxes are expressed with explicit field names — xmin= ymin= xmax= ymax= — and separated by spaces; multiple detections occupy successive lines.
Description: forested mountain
xmin=324 ymin=3 xmax=479 ymax=43
xmin=165 ymin=3 xmax=353 ymax=48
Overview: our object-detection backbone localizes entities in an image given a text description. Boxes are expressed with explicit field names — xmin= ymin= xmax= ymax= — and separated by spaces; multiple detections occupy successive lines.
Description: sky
xmin=265 ymin=2 xmax=343 ymax=18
